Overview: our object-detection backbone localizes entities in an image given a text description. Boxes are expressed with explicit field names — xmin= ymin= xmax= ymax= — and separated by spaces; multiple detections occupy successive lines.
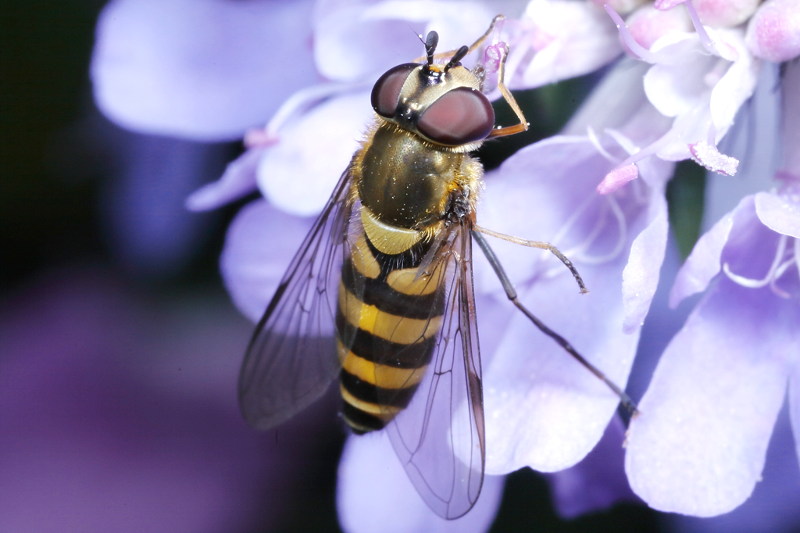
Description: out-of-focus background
xmin=2 ymin=3 xmax=346 ymax=531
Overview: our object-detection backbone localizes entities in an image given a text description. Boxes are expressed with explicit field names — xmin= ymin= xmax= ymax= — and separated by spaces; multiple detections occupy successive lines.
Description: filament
xmin=722 ymin=234 xmax=799 ymax=298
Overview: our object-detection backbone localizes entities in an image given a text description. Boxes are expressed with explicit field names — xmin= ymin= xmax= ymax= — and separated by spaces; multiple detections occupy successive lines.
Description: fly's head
xmin=370 ymin=31 xmax=495 ymax=151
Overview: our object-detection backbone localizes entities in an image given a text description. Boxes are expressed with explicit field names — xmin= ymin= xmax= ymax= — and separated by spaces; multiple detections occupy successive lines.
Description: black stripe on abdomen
xmin=337 ymin=231 xmax=446 ymax=433
xmin=341 ymin=259 xmax=444 ymax=319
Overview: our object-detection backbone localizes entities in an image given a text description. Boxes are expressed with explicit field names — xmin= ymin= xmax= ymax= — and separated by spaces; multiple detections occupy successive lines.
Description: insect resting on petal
xmin=238 ymin=15 xmax=637 ymax=519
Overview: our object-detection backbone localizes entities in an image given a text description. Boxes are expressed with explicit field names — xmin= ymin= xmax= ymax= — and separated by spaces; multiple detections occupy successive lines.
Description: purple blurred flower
xmin=0 ymin=269 xmax=335 ymax=532
xmin=91 ymin=0 xmax=319 ymax=141
xmin=88 ymin=0 xmax=323 ymax=274
xmin=625 ymin=59 xmax=800 ymax=517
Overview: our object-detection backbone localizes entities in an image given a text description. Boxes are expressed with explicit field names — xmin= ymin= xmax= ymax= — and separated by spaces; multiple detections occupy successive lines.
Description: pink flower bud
xmin=627 ymin=5 xmax=692 ymax=50
xmin=591 ymin=0 xmax=647 ymax=15
xmin=746 ymin=0 xmax=800 ymax=62
xmin=692 ymin=0 xmax=760 ymax=27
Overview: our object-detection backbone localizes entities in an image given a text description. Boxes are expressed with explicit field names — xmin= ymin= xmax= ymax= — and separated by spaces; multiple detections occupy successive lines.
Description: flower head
xmin=625 ymin=59 xmax=800 ymax=517
xmin=88 ymin=0 xmax=800 ymax=528
xmin=597 ymin=0 xmax=761 ymax=192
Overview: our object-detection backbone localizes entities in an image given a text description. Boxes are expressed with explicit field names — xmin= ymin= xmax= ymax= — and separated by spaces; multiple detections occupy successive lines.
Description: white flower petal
xmin=643 ymin=32 xmax=710 ymax=117
xmin=513 ymin=0 xmax=620 ymax=88
xmin=707 ymin=30 xmax=760 ymax=138
xmin=669 ymin=197 xmax=750 ymax=307
xmin=626 ymin=277 xmax=792 ymax=516
xmin=186 ymin=148 xmax=262 ymax=211
xmin=220 ymin=200 xmax=313 ymax=322
xmin=621 ymin=188 xmax=668 ymax=331
xmin=258 ymin=90 xmax=373 ymax=216
xmin=754 ymin=191 xmax=800 ymax=238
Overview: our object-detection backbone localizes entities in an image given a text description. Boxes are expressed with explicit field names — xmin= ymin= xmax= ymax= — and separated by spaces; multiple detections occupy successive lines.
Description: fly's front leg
xmin=415 ymin=14 xmax=506 ymax=64
xmin=486 ymin=39 xmax=528 ymax=139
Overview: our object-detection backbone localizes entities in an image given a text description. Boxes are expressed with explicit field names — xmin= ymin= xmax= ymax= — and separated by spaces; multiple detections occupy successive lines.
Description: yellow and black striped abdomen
xmin=336 ymin=222 xmax=446 ymax=434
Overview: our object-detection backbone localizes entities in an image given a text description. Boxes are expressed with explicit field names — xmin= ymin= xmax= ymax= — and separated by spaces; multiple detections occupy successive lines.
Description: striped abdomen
xmin=336 ymin=209 xmax=447 ymax=434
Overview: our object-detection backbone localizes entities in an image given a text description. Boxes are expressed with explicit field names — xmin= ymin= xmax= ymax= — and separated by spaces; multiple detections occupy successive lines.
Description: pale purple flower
xmin=185 ymin=0 xmax=506 ymax=214
xmin=625 ymin=59 xmax=800 ymax=516
xmin=93 ymin=0 xmax=800 ymax=528
xmin=472 ymin=124 xmax=671 ymax=472
xmin=501 ymin=0 xmax=622 ymax=89
xmin=597 ymin=0 xmax=761 ymax=191
xmin=91 ymin=0 xmax=318 ymax=141
xmin=207 ymin=1 xmax=667 ymax=526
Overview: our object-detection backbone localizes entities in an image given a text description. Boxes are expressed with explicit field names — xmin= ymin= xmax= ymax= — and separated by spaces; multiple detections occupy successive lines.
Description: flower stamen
xmin=722 ymin=234 xmax=799 ymax=298
xmin=538 ymin=195 xmax=628 ymax=281
xmin=676 ymin=0 xmax=720 ymax=56
xmin=604 ymin=4 xmax=661 ymax=62
xmin=572 ymin=195 xmax=629 ymax=265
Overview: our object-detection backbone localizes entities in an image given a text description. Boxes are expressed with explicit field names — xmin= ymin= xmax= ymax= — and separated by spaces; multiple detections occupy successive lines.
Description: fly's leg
xmin=415 ymin=14 xmax=506 ymax=63
xmin=473 ymin=225 xmax=587 ymax=294
xmin=471 ymin=229 xmax=639 ymax=418
xmin=486 ymin=38 xmax=528 ymax=138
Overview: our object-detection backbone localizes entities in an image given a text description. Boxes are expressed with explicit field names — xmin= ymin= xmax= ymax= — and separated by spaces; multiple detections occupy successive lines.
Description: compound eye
xmin=371 ymin=63 xmax=417 ymax=118
xmin=417 ymin=88 xmax=495 ymax=145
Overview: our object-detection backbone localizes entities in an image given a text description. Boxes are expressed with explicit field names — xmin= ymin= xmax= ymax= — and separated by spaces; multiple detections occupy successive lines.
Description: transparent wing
xmin=383 ymin=223 xmax=485 ymax=519
xmin=238 ymin=170 xmax=354 ymax=430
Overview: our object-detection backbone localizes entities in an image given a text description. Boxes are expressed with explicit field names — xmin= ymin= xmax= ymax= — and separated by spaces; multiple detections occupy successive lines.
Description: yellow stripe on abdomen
xmin=337 ymin=282 xmax=442 ymax=344
xmin=339 ymin=384 xmax=400 ymax=419
xmin=337 ymin=339 xmax=426 ymax=389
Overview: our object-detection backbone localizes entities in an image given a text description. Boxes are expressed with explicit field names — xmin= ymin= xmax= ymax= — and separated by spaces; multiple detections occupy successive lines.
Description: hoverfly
xmin=239 ymin=16 xmax=636 ymax=519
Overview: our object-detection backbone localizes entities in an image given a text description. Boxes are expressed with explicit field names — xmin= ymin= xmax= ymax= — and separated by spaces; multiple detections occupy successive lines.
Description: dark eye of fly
xmin=417 ymin=88 xmax=495 ymax=145
xmin=371 ymin=63 xmax=417 ymax=118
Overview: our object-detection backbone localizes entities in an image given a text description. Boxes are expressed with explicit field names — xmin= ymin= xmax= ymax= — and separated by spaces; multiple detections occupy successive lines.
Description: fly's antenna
xmin=424 ymin=31 xmax=438 ymax=66
xmin=444 ymin=45 xmax=469 ymax=71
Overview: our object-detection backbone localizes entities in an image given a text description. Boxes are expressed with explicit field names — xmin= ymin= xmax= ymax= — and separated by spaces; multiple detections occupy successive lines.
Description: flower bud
xmin=591 ymin=0 xmax=648 ymax=16
xmin=627 ymin=5 xmax=692 ymax=49
xmin=746 ymin=0 xmax=800 ymax=62
xmin=693 ymin=0 xmax=760 ymax=27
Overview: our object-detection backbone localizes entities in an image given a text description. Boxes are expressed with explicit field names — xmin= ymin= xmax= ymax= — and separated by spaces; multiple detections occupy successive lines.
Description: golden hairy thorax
xmin=351 ymin=121 xmax=483 ymax=236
